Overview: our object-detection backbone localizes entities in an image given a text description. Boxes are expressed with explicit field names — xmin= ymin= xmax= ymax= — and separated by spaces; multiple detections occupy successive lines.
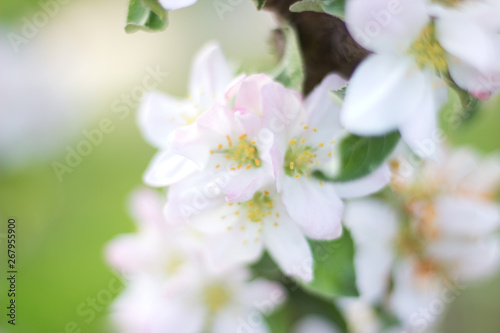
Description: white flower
xmin=162 ymin=74 xmax=390 ymax=281
xmin=111 ymin=267 xmax=285 ymax=333
xmin=341 ymin=0 xmax=449 ymax=158
xmin=106 ymin=188 xmax=203 ymax=286
xmin=159 ymin=0 xmax=198 ymax=10
xmin=139 ymin=43 xmax=236 ymax=186
xmin=344 ymin=147 xmax=500 ymax=327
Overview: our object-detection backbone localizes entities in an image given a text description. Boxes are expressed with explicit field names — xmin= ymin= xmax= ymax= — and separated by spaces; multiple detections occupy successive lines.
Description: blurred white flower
xmin=343 ymin=147 xmax=500 ymax=328
xmin=292 ymin=315 xmax=340 ymax=333
xmin=107 ymin=188 xmax=286 ymax=333
xmin=427 ymin=0 xmax=500 ymax=98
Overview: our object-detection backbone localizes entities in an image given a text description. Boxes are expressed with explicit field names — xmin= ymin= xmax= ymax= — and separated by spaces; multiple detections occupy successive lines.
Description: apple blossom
xmin=139 ymin=43 xmax=235 ymax=186
xmin=343 ymin=147 xmax=500 ymax=328
xmin=342 ymin=0 xmax=500 ymax=158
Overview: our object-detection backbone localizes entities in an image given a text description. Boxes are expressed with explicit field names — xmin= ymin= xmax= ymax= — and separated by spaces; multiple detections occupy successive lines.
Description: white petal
xmin=343 ymin=199 xmax=398 ymax=303
xmin=333 ymin=164 xmax=391 ymax=199
xmin=437 ymin=14 xmax=498 ymax=73
xmin=293 ymin=316 xmax=340 ymax=333
xmin=389 ymin=260 xmax=443 ymax=326
xmin=434 ymin=196 xmax=500 ymax=237
xmin=205 ymin=220 xmax=265 ymax=271
xmin=263 ymin=216 xmax=313 ymax=282
xmin=188 ymin=42 xmax=233 ymax=108
xmin=461 ymin=153 xmax=500 ymax=195
xmin=281 ymin=177 xmax=343 ymax=240
xmin=345 ymin=0 xmax=429 ymax=52
xmin=427 ymin=237 xmax=500 ymax=282
xmin=304 ymin=73 xmax=346 ymax=135
xmin=341 ymin=54 xmax=427 ymax=136
xmin=159 ymin=0 xmax=197 ymax=10
xmin=240 ymin=279 xmax=287 ymax=314
xmin=138 ymin=91 xmax=182 ymax=149
xmin=399 ymin=72 xmax=447 ymax=159
xmin=143 ymin=151 xmax=200 ymax=187
xmin=448 ymin=59 xmax=500 ymax=96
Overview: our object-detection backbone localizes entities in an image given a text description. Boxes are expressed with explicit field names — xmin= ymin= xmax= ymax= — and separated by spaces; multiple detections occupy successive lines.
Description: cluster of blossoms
xmin=341 ymin=147 xmax=500 ymax=332
xmin=108 ymin=0 xmax=500 ymax=331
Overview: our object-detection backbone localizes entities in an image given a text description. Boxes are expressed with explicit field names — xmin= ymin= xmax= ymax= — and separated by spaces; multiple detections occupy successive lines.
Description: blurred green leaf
xmin=290 ymin=0 xmax=346 ymax=19
xmin=125 ymin=0 xmax=168 ymax=33
xmin=304 ymin=229 xmax=358 ymax=297
xmin=253 ymin=0 xmax=267 ymax=10
xmin=315 ymin=131 xmax=399 ymax=182
xmin=272 ymin=26 xmax=304 ymax=91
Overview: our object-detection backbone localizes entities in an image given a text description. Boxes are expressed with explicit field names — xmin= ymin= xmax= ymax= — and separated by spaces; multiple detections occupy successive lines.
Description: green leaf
xmin=304 ymin=229 xmax=358 ymax=297
xmin=271 ymin=26 xmax=304 ymax=91
xmin=315 ymin=131 xmax=400 ymax=182
xmin=125 ymin=0 xmax=168 ymax=33
xmin=253 ymin=0 xmax=267 ymax=10
xmin=290 ymin=0 xmax=346 ymax=19
xmin=290 ymin=0 xmax=325 ymax=13
xmin=321 ymin=0 xmax=346 ymax=19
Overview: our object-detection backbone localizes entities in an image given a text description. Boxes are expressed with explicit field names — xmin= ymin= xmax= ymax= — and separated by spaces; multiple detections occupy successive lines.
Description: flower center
xmin=241 ymin=191 xmax=275 ymax=222
xmin=165 ymin=254 xmax=184 ymax=275
xmin=408 ymin=23 xmax=448 ymax=72
xmin=284 ymin=139 xmax=318 ymax=178
xmin=203 ymin=284 xmax=231 ymax=313
xmin=217 ymin=134 xmax=261 ymax=169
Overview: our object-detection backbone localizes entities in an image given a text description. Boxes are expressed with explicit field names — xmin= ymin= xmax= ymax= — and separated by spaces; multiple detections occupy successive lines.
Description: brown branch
xmin=263 ymin=0 xmax=369 ymax=95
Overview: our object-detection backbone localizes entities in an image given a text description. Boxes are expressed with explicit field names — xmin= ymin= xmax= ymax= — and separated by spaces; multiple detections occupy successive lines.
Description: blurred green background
xmin=1 ymin=0 xmax=500 ymax=332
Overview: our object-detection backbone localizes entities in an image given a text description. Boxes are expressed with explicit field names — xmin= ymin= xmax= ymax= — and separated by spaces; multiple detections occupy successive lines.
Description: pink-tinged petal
xmin=434 ymin=196 xmax=500 ymax=237
xmin=235 ymin=109 xmax=263 ymax=137
xmin=159 ymin=0 xmax=197 ymax=10
xmin=293 ymin=316 xmax=340 ymax=333
xmin=106 ymin=235 xmax=146 ymax=272
xmin=195 ymin=104 xmax=236 ymax=135
xmin=304 ymin=73 xmax=346 ymax=135
xmin=169 ymin=122 xmax=213 ymax=167
xmin=128 ymin=187 xmax=166 ymax=229
xmin=263 ymin=215 xmax=313 ymax=282
xmin=333 ymin=164 xmax=391 ymax=199
xmin=260 ymin=81 xmax=305 ymax=137
xmin=343 ymin=199 xmax=397 ymax=303
xmin=239 ymin=279 xmax=287 ymax=314
xmin=436 ymin=14 xmax=498 ymax=73
xmin=282 ymin=177 xmax=343 ymax=240
xmin=230 ymin=74 xmax=274 ymax=115
xmin=138 ymin=91 xmax=182 ymax=149
xmin=448 ymin=60 xmax=500 ymax=96
xmin=399 ymin=72 xmax=447 ymax=159
xmin=143 ymin=151 xmax=200 ymax=187
xmin=223 ymin=168 xmax=275 ymax=203
xmin=341 ymin=54 xmax=428 ymax=136
xmin=188 ymin=42 xmax=233 ymax=108
xmin=205 ymin=220 xmax=265 ymax=271
xmin=345 ymin=0 xmax=429 ymax=52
